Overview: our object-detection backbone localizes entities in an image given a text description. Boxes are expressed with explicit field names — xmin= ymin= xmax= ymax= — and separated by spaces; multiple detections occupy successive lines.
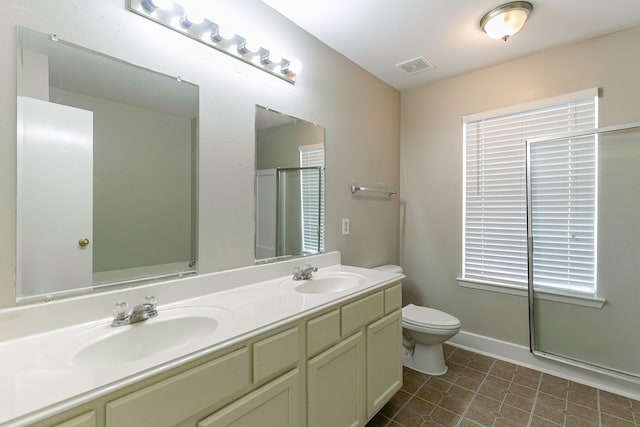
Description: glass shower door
xmin=276 ymin=167 xmax=323 ymax=257
xmin=527 ymin=123 xmax=640 ymax=378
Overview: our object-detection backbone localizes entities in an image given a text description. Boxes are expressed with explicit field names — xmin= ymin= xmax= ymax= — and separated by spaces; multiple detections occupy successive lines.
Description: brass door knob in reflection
xmin=78 ymin=238 xmax=90 ymax=247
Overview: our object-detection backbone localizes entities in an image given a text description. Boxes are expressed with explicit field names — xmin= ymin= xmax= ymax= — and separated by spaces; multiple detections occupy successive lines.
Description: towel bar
xmin=351 ymin=185 xmax=397 ymax=197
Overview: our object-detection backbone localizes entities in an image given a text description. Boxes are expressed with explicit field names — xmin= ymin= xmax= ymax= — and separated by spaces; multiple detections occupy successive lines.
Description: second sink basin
xmin=280 ymin=272 xmax=366 ymax=294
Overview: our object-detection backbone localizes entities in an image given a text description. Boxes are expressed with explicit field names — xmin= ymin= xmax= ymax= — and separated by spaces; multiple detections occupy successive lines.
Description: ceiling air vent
xmin=396 ymin=56 xmax=435 ymax=74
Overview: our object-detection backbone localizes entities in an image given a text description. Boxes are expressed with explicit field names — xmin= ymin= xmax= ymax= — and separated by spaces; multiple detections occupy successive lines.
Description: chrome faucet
xmin=292 ymin=265 xmax=318 ymax=280
xmin=111 ymin=296 xmax=158 ymax=327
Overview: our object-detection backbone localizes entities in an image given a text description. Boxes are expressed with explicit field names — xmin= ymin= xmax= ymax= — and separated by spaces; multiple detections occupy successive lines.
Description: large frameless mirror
xmin=254 ymin=106 xmax=325 ymax=261
xmin=16 ymin=27 xmax=199 ymax=303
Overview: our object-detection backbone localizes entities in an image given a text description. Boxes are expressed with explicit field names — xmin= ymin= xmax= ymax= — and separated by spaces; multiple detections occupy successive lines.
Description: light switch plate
xmin=341 ymin=219 xmax=350 ymax=235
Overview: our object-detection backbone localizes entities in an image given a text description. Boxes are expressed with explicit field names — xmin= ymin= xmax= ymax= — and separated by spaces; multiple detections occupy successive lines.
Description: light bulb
xmin=218 ymin=26 xmax=235 ymax=41
xmin=282 ymin=59 xmax=301 ymax=74
xmin=183 ymin=11 xmax=204 ymax=26
xmin=150 ymin=0 xmax=174 ymax=9
xmin=244 ymin=40 xmax=261 ymax=53
xmin=142 ymin=0 xmax=174 ymax=12
xmin=266 ymin=51 xmax=282 ymax=64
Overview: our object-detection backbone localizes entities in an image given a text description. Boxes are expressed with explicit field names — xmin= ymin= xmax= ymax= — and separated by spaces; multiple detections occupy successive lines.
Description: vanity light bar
xmin=127 ymin=0 xmax=298 ymax=84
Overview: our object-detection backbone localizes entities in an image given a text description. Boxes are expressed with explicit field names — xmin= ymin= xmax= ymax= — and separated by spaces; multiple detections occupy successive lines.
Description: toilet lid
xmin=402 ymin=304 xmax=460 ymax=330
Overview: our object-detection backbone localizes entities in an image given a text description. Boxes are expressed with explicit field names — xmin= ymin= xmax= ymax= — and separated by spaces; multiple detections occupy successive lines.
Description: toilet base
xmin=402 ymin=342 xmax=448 ymax=376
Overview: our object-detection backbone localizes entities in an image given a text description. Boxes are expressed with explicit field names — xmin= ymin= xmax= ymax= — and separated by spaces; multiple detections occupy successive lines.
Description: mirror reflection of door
xmin=17 ymin=96 xmax=93 ymax=298
xmin=255 ymin=106 xmax=325 ymax=261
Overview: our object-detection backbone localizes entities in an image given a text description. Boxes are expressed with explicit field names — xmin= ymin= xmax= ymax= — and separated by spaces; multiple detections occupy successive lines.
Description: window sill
xmin=456 ymin=278 xmax=606 ymax=309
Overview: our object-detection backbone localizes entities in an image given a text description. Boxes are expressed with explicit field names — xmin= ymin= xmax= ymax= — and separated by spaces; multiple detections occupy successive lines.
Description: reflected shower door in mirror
xmin=16 ymin=27 xmax=199 ymax=303
xmin=255 ymin=106 xmax=325 ymax=261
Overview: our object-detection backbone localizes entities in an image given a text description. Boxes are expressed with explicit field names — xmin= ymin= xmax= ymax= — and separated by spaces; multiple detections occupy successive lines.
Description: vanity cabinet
xmin=306 ymin=283 xmax=403 ymax=427
xmin=26 ymin=281 xmax=401 ymax=427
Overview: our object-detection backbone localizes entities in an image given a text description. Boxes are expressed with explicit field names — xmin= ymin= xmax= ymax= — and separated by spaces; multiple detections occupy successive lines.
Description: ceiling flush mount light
xmin=479 ymin=1 xmax=533 ymax=41
xmin=127 ymin=0 xmax=298 ymax=84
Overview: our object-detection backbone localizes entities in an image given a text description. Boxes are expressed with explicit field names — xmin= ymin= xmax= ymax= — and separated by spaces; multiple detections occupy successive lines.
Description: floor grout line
xmin=454 ymin=357 xmax=497 ymax=427
xmin=384 ymin=364 xmax=436 ymax=427
xmin=596 ymin=388 xmax=602 ymax=427
xmin=526 ymin=372 xmax=543 ymax=427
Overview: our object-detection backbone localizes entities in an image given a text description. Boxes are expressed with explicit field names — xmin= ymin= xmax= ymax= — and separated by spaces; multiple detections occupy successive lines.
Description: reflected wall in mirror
xmin=16 ymin=27 xmax=199 ymax=303
xmin=255 ymin=106 xmax=325 ymax=261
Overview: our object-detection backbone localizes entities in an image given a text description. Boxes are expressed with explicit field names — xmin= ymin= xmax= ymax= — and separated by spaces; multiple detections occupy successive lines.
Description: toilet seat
xmin=402 ymin=304 xmax=460 ymax=331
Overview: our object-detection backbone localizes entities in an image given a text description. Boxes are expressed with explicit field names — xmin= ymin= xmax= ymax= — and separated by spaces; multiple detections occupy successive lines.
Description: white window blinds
xmin=462 ymin=90 xmax=597 ymax=293
xmin=529 ymin=133 xmax=597 ymax=295
xmin=299 ymin=144 xmax=325 ymax=253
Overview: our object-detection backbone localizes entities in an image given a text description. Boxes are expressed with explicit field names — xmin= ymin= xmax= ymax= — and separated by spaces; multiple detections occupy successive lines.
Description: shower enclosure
xmin=255 ymin=166 xmax=323 ymax=259
xmin=276 ymin=167 xmax=323 ymax=257
xmin=526 ymin=122 xmax=640 ymax=379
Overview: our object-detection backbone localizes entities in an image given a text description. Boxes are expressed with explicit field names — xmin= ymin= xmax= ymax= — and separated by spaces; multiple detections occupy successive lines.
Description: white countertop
xmin=0 ymin=252 xmax=403 ymax=426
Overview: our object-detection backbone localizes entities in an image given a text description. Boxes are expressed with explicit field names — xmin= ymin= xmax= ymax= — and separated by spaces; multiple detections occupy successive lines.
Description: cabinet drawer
xmin=384 ymin=283 xmax=402 ymax=314
xmin=198 ymin=368 xmax=300 ymax=427
xmin=53 ymin=411 xmax=96 ymax=427
xmin=106 ymin=347 xmax=250 ymax=427
xmin=341 ymin=291 xmax=384 ymax=336
xmin=253 ymin=327 xmax=299 ymax=384
xmin=306 ymin=309 xmax=340 ymax=356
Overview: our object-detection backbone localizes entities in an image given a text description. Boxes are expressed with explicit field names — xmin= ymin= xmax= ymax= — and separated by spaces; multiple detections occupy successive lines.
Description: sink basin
xmin=280 ymin=272 xmax=366 ymax=294
xmin=38 ymin=306 xmax=232 ymax=368
xmin=73 ymin=316 xmax=217 ymax=367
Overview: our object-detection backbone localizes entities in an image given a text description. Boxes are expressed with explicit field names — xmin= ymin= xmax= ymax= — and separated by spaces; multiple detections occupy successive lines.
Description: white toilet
xmin=373 ymin=265 xmax=461 ymax=376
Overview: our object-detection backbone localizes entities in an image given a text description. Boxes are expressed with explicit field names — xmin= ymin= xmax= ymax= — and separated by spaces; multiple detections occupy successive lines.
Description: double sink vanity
xmin=0 ymin=252 xmax=404 ymax=427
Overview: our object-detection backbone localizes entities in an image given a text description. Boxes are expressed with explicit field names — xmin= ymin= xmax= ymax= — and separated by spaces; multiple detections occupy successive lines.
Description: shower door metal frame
xmin=525 ymin=121 xmax=640 ymax=380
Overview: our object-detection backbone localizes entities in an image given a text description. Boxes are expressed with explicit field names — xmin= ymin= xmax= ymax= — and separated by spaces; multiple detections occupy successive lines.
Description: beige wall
xmin=400 ymin=25 xmax=640 ymax=354
xmin=0 ymin=0 xmax=400 ymax=307
xmin=256 ymin=121 xmax=324 ymax=170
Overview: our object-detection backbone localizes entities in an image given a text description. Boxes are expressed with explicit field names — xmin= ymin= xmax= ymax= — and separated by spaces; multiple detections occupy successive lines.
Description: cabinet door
xmin=198 ymin=368 xmax=300 ymax=427
xmin=307 ymin=331 xmax=364 ymax=427
xmin=366 ymin=310 xmax=403 ymax=419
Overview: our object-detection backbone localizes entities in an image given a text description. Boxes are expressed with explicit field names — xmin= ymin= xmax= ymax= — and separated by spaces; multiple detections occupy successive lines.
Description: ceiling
xmin=260 ymin=0 xmax=640 ymax=91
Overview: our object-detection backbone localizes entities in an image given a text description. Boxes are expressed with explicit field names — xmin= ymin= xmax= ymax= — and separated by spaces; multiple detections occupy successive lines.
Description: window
xmin=299 ymin=144 xmax=325 ymax=253
xmin=462 ymin=89 xmax=597 ymax=295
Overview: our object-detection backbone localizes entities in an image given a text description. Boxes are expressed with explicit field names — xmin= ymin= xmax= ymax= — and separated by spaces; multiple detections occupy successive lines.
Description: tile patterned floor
xmin=367 ymin=345 xmax=640 ymax=427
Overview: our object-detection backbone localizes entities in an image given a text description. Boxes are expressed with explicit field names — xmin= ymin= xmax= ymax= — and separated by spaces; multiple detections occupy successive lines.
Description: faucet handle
xmin=143 ymin=295 xmax=157 ymax=310
xmin=112 ymin=301 xmax=128 ymax=320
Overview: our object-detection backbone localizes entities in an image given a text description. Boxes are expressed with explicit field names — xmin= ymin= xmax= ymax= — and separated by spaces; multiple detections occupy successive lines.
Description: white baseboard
xmin=445 ymin=330 xmax=640 ymax=401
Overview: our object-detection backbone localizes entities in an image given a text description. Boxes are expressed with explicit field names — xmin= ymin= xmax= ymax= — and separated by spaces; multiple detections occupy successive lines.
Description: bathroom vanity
xmin=0 ymin=252 xmax=403 ymax=427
